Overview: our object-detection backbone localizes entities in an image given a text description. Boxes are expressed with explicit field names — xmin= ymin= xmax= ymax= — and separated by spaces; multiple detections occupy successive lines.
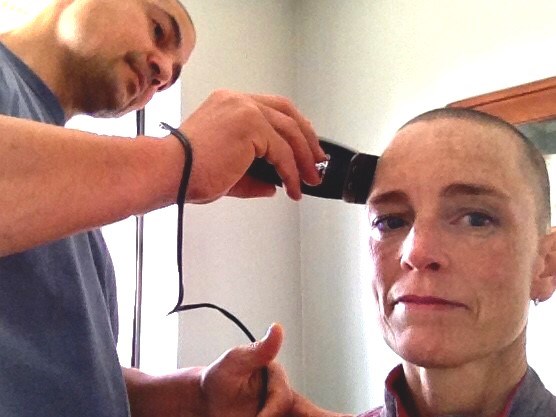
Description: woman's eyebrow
xmin=367 ymin=183 xmax=510 ymax=207
xmin=367 ymin=190 xmax=409 ymax=207
xmin=441 ymin=183 xmax=510 ymax=201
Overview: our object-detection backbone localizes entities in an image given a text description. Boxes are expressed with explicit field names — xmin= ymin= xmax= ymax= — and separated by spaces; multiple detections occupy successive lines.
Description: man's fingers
xmin=252 ymin=126 xmax=302 ymax=200
xmin=256 ymin=104 xmax=322 ymax=186
xmin=248 ymin=93 xmax=326 ymax=163
xmin=179 ymin=89 xmax=324 ymax=202
xmin=248 ymin=323 xmax=284 ymax=368
xmin=221 ymin=323 xmax=284 ymax=375
xmin=227 ymin=177 xmax=277 ymax=199
xmin=199 ymin=322 xmax=293 ymax=417
xmin=257 ymin=362 xmax=293 ymax=417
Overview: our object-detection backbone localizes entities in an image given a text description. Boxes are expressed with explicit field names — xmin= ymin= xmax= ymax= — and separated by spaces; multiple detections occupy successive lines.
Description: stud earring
xmin=534 ymin=298 xmax=541 ymax=306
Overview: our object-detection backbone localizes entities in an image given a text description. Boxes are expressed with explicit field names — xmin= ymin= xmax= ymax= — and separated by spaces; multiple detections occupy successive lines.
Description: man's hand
xmin=124 ymin=323 xmax=293 ymax=417
xmin=0 ymin=90 xmax=323 ymax=255
xmin=199 ymin=323 xmax=292 ymax=417
xmin=178 ymin=90 xmax=326 ymax=203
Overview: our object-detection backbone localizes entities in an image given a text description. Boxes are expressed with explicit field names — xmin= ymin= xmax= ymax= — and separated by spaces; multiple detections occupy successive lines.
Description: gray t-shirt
xmin=0 ymin=42 xmax=130 ymax=417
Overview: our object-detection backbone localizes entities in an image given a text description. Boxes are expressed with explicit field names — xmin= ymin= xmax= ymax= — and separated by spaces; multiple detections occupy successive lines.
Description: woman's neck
xmin=401 ymin=335 xmax=527 ymax=417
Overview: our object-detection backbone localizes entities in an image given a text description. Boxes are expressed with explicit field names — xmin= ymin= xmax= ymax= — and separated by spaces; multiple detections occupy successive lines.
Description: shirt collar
xmin=383 ymin=364 xmax=525 ymax=417
xmin=0 ymin=41 xmax=66 ymax=125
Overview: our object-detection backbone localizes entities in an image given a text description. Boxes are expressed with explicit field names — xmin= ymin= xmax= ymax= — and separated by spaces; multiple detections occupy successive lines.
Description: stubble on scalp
xmin=153 ymin=0 xmax=195 ymax=31
xmin=398 ymin=108 xmax=551 ymax=234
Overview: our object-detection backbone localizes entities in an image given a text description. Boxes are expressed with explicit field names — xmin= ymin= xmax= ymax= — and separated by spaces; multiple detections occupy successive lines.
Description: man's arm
xmin=0 ymin=114 xmax=184 ymax=256
xmin=0 ymin=90 xmax=325 ymax=257
xmin=123 ymin=323 xmax=293 ymax=417
xmin=123 ymin=366 xmax=203 ymax=417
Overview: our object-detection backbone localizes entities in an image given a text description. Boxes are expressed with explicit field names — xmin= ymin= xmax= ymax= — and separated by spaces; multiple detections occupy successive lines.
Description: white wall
xmin=51 ymin=0 xmax=556 ymax=413
xmin=4 ymin=0 xmax=554 ymax=411
xmin=176 ymin=0 xmax=304 ymax=389
xmin=295 ymin=0 xmax=556 ymax=413
xmin=176 ymin=1 xmax=556 ymax=414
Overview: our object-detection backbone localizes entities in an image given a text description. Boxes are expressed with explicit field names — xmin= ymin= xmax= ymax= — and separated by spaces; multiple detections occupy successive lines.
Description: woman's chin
xmin=387 ymin=330 xmax=473 ymax=369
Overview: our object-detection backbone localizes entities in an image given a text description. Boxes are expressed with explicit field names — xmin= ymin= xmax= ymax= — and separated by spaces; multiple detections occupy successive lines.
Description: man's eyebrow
xmin=165 ymin=10 xmax=183 ymax=49
xmin=154 ymin=6 xmax=184 ymax=88
xmin=441 ymin=183 xmax=510 ymax=200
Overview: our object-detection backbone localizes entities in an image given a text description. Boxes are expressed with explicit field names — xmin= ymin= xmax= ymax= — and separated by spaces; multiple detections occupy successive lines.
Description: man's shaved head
xmin=398 ymin=107 xmax=551 ymax=233
xmin=167 ymin=0 xmax=195 ymax=30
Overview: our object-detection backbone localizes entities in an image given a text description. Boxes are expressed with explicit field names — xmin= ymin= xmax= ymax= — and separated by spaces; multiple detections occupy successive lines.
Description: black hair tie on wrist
xmin=159 ymin=122 xmax=268 ymax=411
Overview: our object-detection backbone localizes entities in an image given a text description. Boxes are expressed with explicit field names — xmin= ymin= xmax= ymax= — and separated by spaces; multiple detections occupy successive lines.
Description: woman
xmin=290 ymin=108 xmax=556 ymax=417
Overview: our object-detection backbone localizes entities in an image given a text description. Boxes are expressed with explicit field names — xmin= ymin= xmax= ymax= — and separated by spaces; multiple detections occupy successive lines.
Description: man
xmin=0 ymin=0 xmax=324 ymax=416
xmin=289 ymin=108 xmax=556 ymax=417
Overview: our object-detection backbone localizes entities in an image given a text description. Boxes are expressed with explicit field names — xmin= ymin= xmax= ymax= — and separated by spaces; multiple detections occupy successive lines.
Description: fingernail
xmin=314 ymin=168 xmax=324 ymax=184
xmin=302 ymin=173 xmax=320 ymax=187
xmin=262 ymin=325 xmax=273 ymax=341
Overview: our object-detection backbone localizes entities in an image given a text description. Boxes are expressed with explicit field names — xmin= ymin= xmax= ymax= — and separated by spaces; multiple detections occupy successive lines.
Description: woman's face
xmin=368 ymin=118 xmax=549 ymax=368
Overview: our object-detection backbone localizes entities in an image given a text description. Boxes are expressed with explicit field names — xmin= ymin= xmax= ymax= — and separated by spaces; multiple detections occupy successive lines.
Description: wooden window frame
xmin=448 ymin=76 xmax=556 ymax=125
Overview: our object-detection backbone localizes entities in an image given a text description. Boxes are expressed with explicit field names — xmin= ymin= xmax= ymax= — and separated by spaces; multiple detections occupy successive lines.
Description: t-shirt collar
xmin=383 ymin=364 xmax=525 ymax=417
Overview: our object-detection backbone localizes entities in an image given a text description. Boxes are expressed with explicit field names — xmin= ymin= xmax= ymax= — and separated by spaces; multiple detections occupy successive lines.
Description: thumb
xmin=249 ymin=322 xmax=284 ymax=367
xmin=225 ymin=323 xmax=284 ymax=374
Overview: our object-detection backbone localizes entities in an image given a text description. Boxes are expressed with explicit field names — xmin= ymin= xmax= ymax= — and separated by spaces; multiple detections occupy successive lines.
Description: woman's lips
xmin=394 ymin=295 xmax=467 ymax=308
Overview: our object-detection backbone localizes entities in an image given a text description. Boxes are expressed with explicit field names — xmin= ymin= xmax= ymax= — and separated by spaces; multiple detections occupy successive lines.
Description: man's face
xmin=367 ymin=118 xmax=547 ymax=368
xmin=57 ymin=0 xmax=195 ymax=117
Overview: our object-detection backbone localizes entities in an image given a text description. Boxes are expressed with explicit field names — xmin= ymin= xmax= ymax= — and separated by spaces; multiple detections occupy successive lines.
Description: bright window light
xmin=0 ymin=0 xmax=45 ymax=32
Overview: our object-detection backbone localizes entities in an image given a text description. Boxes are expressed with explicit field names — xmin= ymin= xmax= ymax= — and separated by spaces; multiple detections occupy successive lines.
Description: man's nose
xmin=147 ymin=51 xmax=173 ymax=89
xmin=399 ymin=222 xmax=447 ymax=272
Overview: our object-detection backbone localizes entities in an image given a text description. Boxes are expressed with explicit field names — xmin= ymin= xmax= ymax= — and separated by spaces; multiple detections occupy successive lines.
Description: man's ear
xmin=531 ymin=227 xmax=556 ymax=303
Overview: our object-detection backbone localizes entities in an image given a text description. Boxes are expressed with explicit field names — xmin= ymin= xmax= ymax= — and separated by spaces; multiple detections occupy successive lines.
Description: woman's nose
xmin=399 ymin=223 xmax=448 ymax=272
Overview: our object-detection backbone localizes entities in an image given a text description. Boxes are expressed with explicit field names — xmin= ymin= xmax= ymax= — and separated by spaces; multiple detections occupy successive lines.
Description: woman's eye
xmin=462 ymin=212 xmax=495 ymax=227
xmin=372 ymin=216 xmax=407 ymax=232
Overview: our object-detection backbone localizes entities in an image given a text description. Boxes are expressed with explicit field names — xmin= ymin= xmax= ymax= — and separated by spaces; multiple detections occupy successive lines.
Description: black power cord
xmin=159 ymin=122 xmax=269 ymax=411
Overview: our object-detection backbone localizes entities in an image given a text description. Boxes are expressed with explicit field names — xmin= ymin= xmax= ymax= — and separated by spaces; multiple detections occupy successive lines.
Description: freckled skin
xmin=368 ymin=118 xmax=545 ymax=369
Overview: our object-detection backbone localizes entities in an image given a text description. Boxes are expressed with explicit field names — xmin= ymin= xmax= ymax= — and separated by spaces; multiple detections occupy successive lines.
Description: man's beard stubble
xmin=61 ymin=51 xmax=140 ymax=118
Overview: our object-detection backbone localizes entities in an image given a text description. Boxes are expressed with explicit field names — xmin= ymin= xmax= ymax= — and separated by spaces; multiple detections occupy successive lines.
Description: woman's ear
xmin=531 ymin=227 xmax=556 ymax=303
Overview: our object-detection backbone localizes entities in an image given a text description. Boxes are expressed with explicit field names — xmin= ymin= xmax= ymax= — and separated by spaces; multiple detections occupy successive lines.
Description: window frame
xmin=448 ymin=76 xmax=556 ymax=125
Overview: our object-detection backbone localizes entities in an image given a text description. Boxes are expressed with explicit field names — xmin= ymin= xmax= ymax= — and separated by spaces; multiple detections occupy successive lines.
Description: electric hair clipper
xmin=247 ymin=138 xmax=379 ymax=204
